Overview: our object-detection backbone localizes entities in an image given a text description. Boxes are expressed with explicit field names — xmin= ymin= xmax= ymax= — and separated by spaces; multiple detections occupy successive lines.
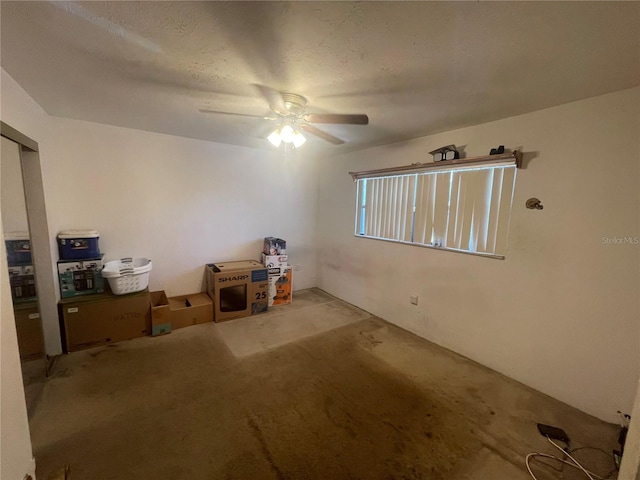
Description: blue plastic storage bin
xmin=5 ymin=232 xmax=32 ymax=266
xmin=57 ymin=230 xmax=100 ymax=260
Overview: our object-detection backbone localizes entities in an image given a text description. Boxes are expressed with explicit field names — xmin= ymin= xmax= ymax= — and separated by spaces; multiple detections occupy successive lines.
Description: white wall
xmin=46 ymin=117 xmax=318 ymax=296
xmin=0 ymin=140 xmax=36 ymax=480
xmin=1 ymin=137 xmax=29 ymax=233
xmin=0 ymin=69 xmax=51 ymax=141
xmin=316 ymin=87 xmax=640 ymax=423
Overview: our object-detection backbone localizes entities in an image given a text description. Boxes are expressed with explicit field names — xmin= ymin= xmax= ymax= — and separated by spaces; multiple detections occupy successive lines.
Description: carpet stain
xmin=247 ymin=416 xmax=286 ymax=480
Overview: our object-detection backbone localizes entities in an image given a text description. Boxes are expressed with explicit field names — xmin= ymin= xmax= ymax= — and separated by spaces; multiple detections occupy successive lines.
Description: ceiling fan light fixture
xmin=292 ymin=129 xmax=306 ymax=148
xmin=267 ymin=129 xmax=282 ymax=147
xmin=280 ymin=124 xmax=295 ymax=144
xmin=268 ymin=123 xmax=306 ymax=149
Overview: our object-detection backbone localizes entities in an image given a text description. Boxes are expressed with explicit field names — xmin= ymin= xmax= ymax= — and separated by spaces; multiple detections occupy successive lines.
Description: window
xmin=353 ymin=156 xmax=519 ymax=258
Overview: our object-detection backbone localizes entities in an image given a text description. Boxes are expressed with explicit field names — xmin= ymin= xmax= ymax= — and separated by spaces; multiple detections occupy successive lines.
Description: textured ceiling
xmin=1 ymin=1 xmax=639 ymax=155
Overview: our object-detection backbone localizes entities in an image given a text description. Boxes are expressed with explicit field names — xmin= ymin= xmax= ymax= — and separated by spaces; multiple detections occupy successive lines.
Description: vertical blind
xmin=355 ymin=165 xmax=517 ymax=257
xmin=357 ymin=175 xmax=416 ymax=242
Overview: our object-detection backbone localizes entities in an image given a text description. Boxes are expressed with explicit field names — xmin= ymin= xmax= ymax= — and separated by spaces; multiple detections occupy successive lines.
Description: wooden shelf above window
xmin=349 ymin=151 xmax=522 ymax=181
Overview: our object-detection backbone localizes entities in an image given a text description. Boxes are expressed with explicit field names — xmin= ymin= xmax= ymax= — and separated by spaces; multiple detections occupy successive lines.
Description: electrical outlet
xmin=410 ymin=295 xmax=418 ymax=305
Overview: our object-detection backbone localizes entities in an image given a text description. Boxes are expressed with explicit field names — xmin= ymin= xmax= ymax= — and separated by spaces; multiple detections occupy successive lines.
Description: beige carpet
xmin=28 ymin=288 xmax=619 ymax=480
xmin=215 ymin=289 xmax=371 ymax=357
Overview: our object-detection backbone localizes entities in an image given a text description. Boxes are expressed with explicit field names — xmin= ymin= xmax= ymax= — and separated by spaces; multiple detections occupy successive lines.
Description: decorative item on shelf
xmin=489 ymin=145 xmax=505 ymax=155
xmin=429 ymin=145 xmax=459 ymax=162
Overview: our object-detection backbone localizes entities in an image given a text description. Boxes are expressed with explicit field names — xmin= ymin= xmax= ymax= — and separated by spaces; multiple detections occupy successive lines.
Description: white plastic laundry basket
xmin=101 ymin=257 xmax=152 ymax=295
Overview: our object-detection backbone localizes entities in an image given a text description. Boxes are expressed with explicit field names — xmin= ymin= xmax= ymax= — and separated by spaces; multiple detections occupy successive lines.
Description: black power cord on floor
xmin=525 ymin=424 xmax=618 ymax=480
xmin=568 ymin=446 xmax=617 ymax=479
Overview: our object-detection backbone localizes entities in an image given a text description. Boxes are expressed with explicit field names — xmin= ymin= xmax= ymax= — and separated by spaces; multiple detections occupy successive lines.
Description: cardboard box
xmin=268 ymin=266 xmax=293 ymax=307
xmin=59 ymin=290 xmax=150 ymax=353
xmin=150 ymin=291 xmax=171 ymax=336
xmin=14 ymin=302 xmax=44 ymax=360
xmin=261 ymin=253 xmax=288 ymax=268
xmin=58 ymin=256 xmax=105 ymax=298
xmin=266 ymin=266 xmax=290 ymax=276
xmin=263 ymin=237 xmax=286 ymax=255
xmin=168 ymin=293 xmax=213 ymax=329
xmin=206 ymin=260 xmax=269 ymax=322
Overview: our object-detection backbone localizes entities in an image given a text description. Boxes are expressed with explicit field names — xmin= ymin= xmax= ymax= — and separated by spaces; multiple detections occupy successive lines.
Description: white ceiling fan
xmin=199 ymin=85 xmax=369 ymax=147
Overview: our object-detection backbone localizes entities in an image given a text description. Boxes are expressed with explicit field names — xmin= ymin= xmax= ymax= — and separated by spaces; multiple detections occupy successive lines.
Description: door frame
xmin=1 ymin=121 xmax=60 ymax=369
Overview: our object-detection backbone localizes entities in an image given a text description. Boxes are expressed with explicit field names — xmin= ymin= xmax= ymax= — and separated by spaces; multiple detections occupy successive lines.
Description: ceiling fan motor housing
xmin=276 ymin=92 xmax=307 ymax=116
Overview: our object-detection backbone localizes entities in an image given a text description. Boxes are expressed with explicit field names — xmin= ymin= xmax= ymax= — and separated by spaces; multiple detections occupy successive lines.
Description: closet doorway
xmin=1 ymin=122 xmax=58 ymax=413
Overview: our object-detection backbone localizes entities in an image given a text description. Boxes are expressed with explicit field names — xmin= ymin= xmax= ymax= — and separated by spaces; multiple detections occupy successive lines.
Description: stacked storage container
xmin=261 ymin=237 xmax=292 ymax=306
xmin=101 ymin=257 xmax=152 ymax=295
xmin=5 ymin=232 xmax=37 ymax=303
xmin=6 ymin=232 xmax=44 ymax=359
xmin=57 ymin=230 xmax=105 ymax=298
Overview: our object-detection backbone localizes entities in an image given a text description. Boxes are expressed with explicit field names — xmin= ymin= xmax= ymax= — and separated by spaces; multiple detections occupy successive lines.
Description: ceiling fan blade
xmin=198 ymin=108 xmax=276 ymax=120
xmin=252 ymin=84 xmax=286 ymax=113
xmin=299 ymin=124 xmax=345 ymax=145
xmin=302 ymin=113 xmax=369 ymax=125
